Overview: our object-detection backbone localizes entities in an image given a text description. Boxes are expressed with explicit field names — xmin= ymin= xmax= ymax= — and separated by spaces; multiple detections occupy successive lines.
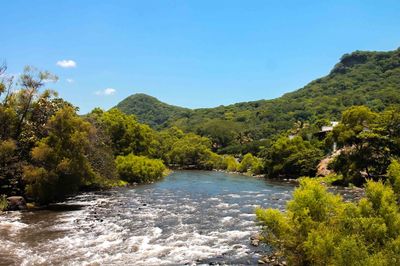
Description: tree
xmin=23 ymin=106 xmax=97 ymax=203
xmin=0 ymin=139 xmax=24 ymax=195
xmin=85 ymin=113 xmax=118 ymax=183
xmin=262 ymin=136 xmax=323 ymax=178
xmin=196 ymin=119 xmax=240 ymax=150
xmin=379 ymin=107 xmax=400 ymax=156
xmin=115 ymin=154 xmax=165 ymax=183
xmin=0 ymin=66 xmax=69 ymax=197
xmin=331 ymin=106 xmax=393 ymax=184
xmin=155 ymin=126 xmax=184 ymax=163
xmin=167 ymin=133 xmax=213 ymax=168
xmin=14 ymin=66 xmax=58 ymax=139
xmin=332 ymin=106 xmax=377 ymax=147
xmin=98 ymin=108 xmax=159 ymax=157
xmin=238 ymin=153 xmax=263 ymax=174
xmin=223 ymin=155 xmax=239 ymax=172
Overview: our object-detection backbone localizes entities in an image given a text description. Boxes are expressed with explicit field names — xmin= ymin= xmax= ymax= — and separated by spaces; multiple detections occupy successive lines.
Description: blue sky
xmin=2 ymin=0 xmax=400 ymax=113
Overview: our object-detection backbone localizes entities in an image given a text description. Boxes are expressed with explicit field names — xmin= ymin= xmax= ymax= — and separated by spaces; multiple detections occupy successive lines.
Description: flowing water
xmin=0 ymin=171 xmax=295 ymax=265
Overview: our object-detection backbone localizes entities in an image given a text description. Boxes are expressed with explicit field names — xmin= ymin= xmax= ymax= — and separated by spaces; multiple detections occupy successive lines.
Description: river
xmin=0 ymin=171 xmax=295 ymax=265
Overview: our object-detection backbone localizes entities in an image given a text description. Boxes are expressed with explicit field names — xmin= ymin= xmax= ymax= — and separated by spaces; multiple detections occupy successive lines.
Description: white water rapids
xmin=0 ymin=171 xmax=294 ymax=265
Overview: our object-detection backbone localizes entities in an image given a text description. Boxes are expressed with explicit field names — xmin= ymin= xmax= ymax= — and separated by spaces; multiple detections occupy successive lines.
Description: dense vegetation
xmin=329 ymin=106 xmax=400 ymax=185
xmin=0 ymin=65 xmax=260 ymax=208
xmin=254 ymin=105 xmax=400 ymax=265
xmin=115 ymin=93 xmax=190 ymax=128
xmin=257 ymin=105 xmax=400 ymax=184
xmin=0 ymin=66 xmax=122 ymax=204
xmin=262 ymin=136 xmax=324 ymax=179
xmin=256 ymin=163 xmax=400 ymax=266
xmin=117 ymin=48 xmax=400 ymax=154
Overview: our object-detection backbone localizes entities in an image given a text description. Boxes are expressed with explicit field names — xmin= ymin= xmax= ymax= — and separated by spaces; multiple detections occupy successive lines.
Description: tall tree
xmin=23 ymin=106 xmax=97 ymax=203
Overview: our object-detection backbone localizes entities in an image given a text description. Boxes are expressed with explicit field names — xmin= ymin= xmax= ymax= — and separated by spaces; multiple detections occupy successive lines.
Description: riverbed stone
xmin=251 ymin=239 xmax=260 ymax=246
xmin=6 ymin=196 xmax=27 ymax=211
xmin=250 ymin=233 xmax=261 ymax=246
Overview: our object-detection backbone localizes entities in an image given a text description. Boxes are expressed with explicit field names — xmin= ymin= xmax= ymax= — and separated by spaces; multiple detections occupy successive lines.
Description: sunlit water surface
xmin=0 ymin=171 xmax=295 ymax=265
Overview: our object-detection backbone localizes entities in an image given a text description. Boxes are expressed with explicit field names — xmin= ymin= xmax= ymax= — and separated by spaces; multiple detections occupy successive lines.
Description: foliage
xmin=331 ymin=106 xmax=377 ymax=146
xmin=0 ymin=194 xmax=7 ymax=211
xmin=114 ymin=93 xmax=191 ymax=128
xmin=154 ymin=126 xmax=185 ymax=162
xmin=97 ymin=108 xmax=159 ymax=157
xmin=0 ymin=66 xmax=120 ymax=204
xmin=330 ymin=106 xmax=397 ymax=185
xmin=195 ymin=119 xmax=241 ymax=150
xmin=387 ymin=159 xmax=400 ymax=197
xmin=0 ymin=139 xmax=24 ymax=195
xmin=84 ymin=114 xmax=118 ymax=182
xmin=115 ymin=154 xmax=166 ymax=183
xmin=23 ymin=106 xmax=98 ymax=203
xmin=223 ymin=155 xmax=240 ymax=172
xmin=199 ymin=151 xmax=224 ymax=170
xmin=167 ymin=133 xmax=213 ymax=168
xmin=0 ymin=64 xmax=238 ymax=205
xmin=262 ymin=136 xmax=323 ymax=178
xmin=116 ymin=49 xmax=400 ymax=153
xmin=0 ymin=66 xmax=70 ymax=198
xmin=256 ymin=171 xmax=400 ymax=265
xmin=238 ymin=153 xmax=263 ymax=174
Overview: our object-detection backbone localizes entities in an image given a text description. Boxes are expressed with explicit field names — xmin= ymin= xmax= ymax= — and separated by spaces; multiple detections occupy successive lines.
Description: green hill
xmin=116 ymin=48 xmax=400 ymax=153
xmin=115 ymin=93 xmax=191 ymax=128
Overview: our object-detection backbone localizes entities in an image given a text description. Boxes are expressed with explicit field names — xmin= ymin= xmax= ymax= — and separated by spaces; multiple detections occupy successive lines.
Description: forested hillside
xmin=115 ymin=93 xmax=191 ymax=128
xmin=117 ymin=48 xmax=400 ymax=153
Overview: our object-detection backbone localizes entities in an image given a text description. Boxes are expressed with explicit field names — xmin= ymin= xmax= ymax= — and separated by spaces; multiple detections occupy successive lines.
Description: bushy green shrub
xmin=223 ymin=155 xmax=240 ymax=172
xmin=238 ymin=153 xmax=263 ymax=174
xmin=387 ymin=159 xmax=400 ymax=196
xmin=262 ymin=136 xmax=323 ymax=178
xmin=200 ymin=151 xmax=225 ymax=170
xmin=167 ymin=133 xmax=213 ymax=168
xmin=115 ymin=154 xmax=166 ymax=183
xmin=256 ymin=164 xmax=400 ymax=265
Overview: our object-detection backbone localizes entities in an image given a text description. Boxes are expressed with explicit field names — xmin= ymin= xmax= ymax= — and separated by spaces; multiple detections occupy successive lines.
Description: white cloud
xmin=66 ymin=78 xmax=74 ymax=83
xmin=95 ymin=88 xmax=116 ymax=96
xmin=56 ymin=60 xmax=77 ymax=68
xmin=104 ymin=88 xmax=116 ymax=95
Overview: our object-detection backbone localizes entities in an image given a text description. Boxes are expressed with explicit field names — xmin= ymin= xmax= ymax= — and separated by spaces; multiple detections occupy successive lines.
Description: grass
xmin=0 ymin=194 xmax=8 ymax=211
xmin=307 ymin=174 xmax=345 ymax=186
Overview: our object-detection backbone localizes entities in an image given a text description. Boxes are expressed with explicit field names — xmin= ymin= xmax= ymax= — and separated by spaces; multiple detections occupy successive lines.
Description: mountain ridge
xmin=116 ymin=48 xmax=400 ymax=152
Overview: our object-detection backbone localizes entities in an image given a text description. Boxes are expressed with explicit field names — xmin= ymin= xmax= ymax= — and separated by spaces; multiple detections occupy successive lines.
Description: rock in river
xmin=6 ymin=196 xmax=27 ymax=211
